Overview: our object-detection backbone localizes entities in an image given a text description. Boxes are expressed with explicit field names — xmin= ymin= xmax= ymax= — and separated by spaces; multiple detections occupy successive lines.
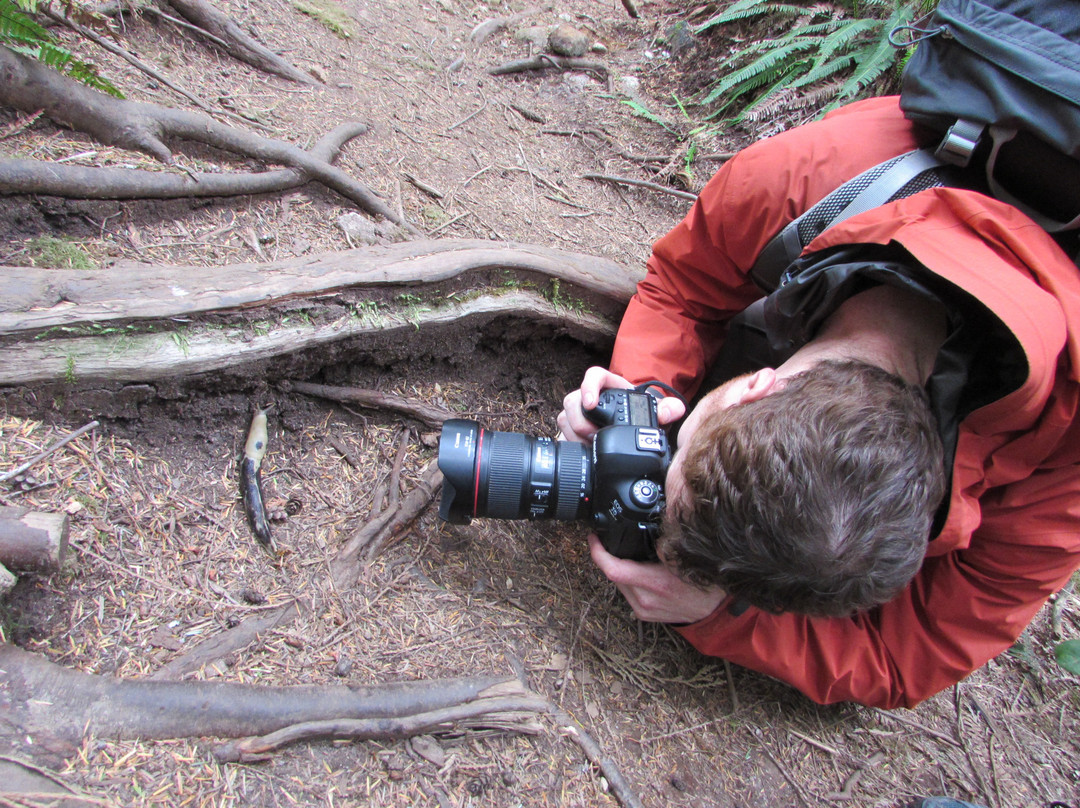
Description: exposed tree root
xmin=0 ymin=645 xmax=644 ymax=808
xmin=0 ymin=121 xmax=367 ymax=200
xmin=487 ymin=54 xmax=608 ymax=78
xmin=163 ymin=0 xmax=319 ymax=85
xmin=285 ymin=381 xmax=454 ymax=429
xmin=0 ymin=643 xmax=515 ymax=746
xmin=0 ymin=47 xmax=412 ymax=230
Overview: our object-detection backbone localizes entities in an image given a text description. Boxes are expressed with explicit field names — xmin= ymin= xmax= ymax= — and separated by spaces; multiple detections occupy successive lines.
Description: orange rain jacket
xmin=610 ymin=97 xmax=1080 ymax=708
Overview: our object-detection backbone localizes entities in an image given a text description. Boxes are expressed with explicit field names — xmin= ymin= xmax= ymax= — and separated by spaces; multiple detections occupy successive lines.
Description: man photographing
xmin=557 ymin=95 xmax=1080 ymax=709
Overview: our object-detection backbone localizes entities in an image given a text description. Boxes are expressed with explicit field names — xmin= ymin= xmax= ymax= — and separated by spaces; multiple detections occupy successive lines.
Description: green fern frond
xmin=790 ymin=54 xmax=855 ymax=88
xmin=813 ymin=17 xmax=879 ymax=62
xmin=0 ymin=0 xmax=123 ymax=96
xmin=697 ymin=0 xmax=927 ymax=122
xmin=838 ymin=4 xmax=915 ymax=97
xmin=703 ymin=39 xmax=819 ymax=106
xmin=695 ymin=0 xmax=803 ymax=34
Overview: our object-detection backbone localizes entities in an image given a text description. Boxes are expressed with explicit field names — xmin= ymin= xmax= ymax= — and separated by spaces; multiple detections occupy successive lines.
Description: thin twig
xmin=1 ymin=421 xmax=99 ymax=483
xmin=581 ymin=173 xmax=697 ymax=202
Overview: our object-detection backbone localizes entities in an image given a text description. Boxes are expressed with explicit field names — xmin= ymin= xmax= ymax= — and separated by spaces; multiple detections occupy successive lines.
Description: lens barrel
xmin=438 ymin=419 xmax=591 ymax=524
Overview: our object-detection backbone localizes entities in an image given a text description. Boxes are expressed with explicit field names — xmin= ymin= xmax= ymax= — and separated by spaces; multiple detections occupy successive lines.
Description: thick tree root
xmin=0 ymin=643 xmax=515 ymax=745
xmin=0 ymin=46 xmax=412 ymax=230
xmin=0 ymin=121 xmax=368 ymax=200
xmin=0 ymin=644 xmax=644 ymax=808
xmin=163 ymin=0 xmax=319 ymax=85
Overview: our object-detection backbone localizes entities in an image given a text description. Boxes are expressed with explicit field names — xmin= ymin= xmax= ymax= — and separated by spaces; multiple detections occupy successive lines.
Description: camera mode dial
xmin=629 ymin=479 xmax=661 ymax=508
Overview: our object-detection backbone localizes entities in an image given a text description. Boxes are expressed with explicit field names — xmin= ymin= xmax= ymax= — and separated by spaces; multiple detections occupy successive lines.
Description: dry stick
xmin=581 ymin=173 xmax=698 ymax=202
xmin=0 ymin=122 xmax=368 ymax=200
xmin=49 ymin=9 xmax=271 ymax=134
xmin=0 ymin=421 xmax=99 ymax=483
xmin=286 ymin=382 xmax=453 ymax=429
xmin=869 ymin=707 xmax=962 ymax=747
xmin=149 ymin=600 xmax=301 ymax=681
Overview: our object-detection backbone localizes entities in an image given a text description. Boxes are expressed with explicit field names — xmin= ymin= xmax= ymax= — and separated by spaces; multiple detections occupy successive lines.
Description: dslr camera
xmin=437 ymin=385 xmax=673 ymax=561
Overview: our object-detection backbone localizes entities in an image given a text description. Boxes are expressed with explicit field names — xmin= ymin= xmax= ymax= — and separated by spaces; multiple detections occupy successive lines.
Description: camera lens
xmin=438 ymin=419 xmax=591 ymax=524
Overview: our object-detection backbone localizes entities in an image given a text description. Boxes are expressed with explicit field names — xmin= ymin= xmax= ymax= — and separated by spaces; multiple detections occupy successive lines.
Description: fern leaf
xmin=702 ymin=39 xmax=818 ymax=105
xmin=790 ymin=54 xmax=855 ymax=88
xmin=0 ymin=0 xmax=49 ymax=44
xmin=838 ymin=4 xmax=913 ymax=97
xmin=695 ymin=0 xmax=802 ymax=34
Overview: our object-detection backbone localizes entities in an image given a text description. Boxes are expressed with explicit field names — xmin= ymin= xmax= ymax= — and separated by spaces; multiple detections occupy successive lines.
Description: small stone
xmin=338 ymin=212 xmax=383 ymax=245
xmin=515 ymin=25 xmax=551 ymax=50
xmin=548 ymin=24 xmax=590 ymax=57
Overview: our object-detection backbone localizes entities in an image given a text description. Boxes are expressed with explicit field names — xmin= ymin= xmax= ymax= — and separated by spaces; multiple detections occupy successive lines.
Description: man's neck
xmin=776 ymin=285 xmax=947 ymax=386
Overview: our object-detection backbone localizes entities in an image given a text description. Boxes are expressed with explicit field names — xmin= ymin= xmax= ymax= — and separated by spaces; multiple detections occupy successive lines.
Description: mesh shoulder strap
xmin=749 ymin=149 xmax=949 ymax=292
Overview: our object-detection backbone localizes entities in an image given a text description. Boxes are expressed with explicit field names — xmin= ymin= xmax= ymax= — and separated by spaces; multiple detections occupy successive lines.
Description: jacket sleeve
xmin=608 ymin=166 xmax=765 ymax=398
xmin=676 ymin=457 xmax=1080 ymax=708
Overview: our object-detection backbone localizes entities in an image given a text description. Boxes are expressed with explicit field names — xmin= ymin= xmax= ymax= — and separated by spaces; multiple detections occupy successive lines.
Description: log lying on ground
xmin=0 ymin=507 xmax=69 ymax=573
xmin=0 ymin=240 xmax=636 ymax=386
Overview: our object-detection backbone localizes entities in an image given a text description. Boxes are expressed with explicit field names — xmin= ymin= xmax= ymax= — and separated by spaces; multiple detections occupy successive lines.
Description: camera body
xmin=437 ymin=388 xmax=671 ymax=561
xmin=583 ymin=389 xmax=671 ymax=560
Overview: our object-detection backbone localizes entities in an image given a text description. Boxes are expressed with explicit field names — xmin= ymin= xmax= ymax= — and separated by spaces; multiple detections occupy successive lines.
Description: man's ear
xmin=736 ymin=368 xmax=778 ymax=404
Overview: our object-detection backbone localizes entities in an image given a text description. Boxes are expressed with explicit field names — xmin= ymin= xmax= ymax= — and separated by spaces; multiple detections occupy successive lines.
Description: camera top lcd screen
xmin=628 ymin=392 xmax=653 ymax=426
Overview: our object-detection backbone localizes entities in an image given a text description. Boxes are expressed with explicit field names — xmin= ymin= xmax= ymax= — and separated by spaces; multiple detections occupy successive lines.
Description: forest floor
xmin=0 ymin=0 xmax=1078 ymax=806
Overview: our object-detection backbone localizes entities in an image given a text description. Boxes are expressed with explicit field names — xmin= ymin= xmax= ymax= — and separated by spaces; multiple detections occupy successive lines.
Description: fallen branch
xmin=286 ymin=382 xmax=453 ymax=428
xmin=0 ymin=507 xmax=69 ymax=574
xmin=0 ymin=121 xmax=366 ymax=200
xmin=582 ymin=173 xmax=698 ymax=202
xmin=149 ymin=600 xmax=301 ymax=681
xmin=0 ymin=46 xmax=412 ymax=231
xmin=487 ymin=54 xmax=608 ymax=78
xmin=164 ymin=0 xmax=318 ymax=85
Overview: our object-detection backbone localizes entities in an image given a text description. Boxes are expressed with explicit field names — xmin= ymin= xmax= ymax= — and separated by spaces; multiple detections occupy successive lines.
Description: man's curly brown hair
xmin=659 ymin=360 xmax=946 ymax=617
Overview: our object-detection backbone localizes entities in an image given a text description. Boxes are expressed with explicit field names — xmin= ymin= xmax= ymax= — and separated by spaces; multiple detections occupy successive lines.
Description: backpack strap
xmin=749 ymin=149 xmax=947 ymax=292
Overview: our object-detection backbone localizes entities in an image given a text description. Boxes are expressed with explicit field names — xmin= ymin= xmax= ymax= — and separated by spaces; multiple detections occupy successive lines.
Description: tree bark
xmin=0 ymin=507 xmax=69 ymax=573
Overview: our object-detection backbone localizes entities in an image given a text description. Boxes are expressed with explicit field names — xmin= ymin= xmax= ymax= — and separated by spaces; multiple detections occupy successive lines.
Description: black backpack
xmin=750 ymin=0 xmax=1080 ymax=292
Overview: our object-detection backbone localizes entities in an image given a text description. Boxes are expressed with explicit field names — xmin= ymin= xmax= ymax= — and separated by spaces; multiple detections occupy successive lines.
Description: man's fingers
xmin=588 ymin=534 xmax=661 ymax=585
xmin=657 ymin=396 xmax=686 ymax=425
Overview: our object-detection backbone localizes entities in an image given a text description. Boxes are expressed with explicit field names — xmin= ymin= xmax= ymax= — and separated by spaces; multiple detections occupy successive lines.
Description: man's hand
xmin=558 ymin=366 xmax=686 ymax=443
xmin=588 ymin=534 xmax=726 ymax=624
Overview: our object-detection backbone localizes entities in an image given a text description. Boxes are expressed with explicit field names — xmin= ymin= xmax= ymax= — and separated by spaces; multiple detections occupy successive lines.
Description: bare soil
xmin=1 ymin=1 xmax=1078 ymax=807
